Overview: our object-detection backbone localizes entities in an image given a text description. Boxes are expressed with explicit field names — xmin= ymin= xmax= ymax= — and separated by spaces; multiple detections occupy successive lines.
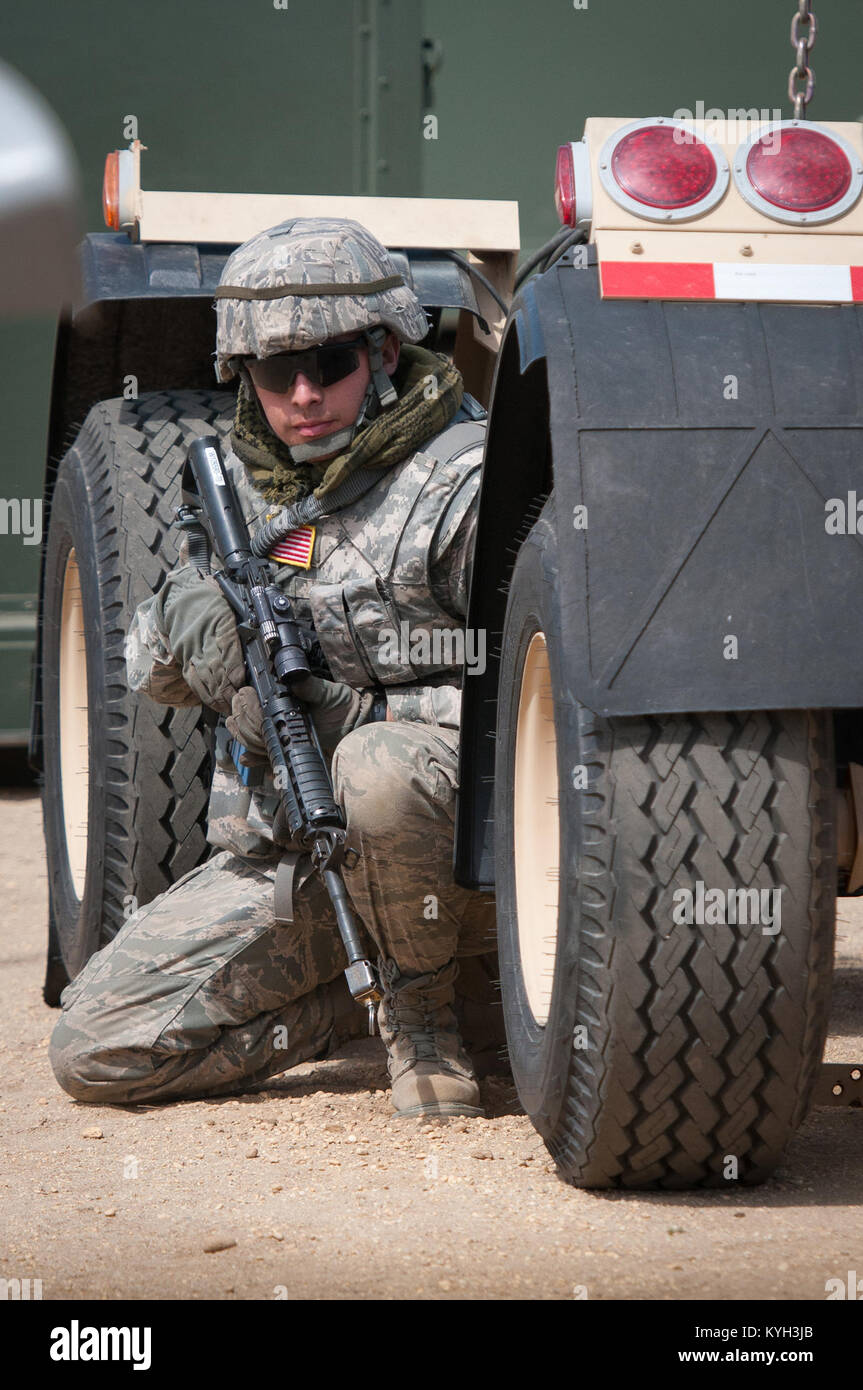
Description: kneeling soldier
xmin=50 ymin=217 xmax=498 ymax=1119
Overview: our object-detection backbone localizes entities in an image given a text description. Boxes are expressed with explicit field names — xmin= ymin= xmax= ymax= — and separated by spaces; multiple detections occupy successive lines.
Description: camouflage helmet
xmin=214 ymin=216 xmax=429 ymax=382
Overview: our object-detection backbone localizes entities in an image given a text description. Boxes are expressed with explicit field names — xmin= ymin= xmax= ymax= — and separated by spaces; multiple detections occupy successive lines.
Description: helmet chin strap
xmin=247 ymin=325 xmax=399 ymax=465
xmin=364 ymin=324 xmax=399 ymax=410
xmin=288 ymin=419 xmax=359 ymax=464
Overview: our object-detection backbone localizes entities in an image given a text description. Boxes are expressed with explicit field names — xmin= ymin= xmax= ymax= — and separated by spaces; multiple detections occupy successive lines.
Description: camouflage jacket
xmin=126 ymin=404 xmax=486 ymax=856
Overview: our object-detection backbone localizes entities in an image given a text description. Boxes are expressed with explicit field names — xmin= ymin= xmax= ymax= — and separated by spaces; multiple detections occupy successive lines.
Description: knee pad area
xmin=332 ymin=722 xmax=451 ymax=840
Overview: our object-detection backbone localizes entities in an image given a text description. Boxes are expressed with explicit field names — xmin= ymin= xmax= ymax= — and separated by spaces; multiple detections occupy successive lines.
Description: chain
xmin=788 ymin=1 xmax=817 ymax=119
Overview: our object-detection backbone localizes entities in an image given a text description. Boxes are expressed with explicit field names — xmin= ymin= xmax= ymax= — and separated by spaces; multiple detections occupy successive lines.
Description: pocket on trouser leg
xmin=50 ymin=855 xmax=280 ymax=1075
xmin=154 ymin=868 xmax=355 ymax=1055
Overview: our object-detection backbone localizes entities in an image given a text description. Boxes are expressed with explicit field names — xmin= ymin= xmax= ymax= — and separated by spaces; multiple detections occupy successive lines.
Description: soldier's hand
xmin=291 ymin=674 xmax=376 ymax=753
xmin=226 ymin=686 xmax=267 ymax=754
xmin=158 ymin=569 xmax=246 ymax=715
xmin=228 ymin=676 xmax=379 ymax=761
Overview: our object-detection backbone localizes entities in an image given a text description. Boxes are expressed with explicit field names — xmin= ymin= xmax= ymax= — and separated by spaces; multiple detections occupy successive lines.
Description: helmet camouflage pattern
xmin=214 ymin=217 xmax=429 ymax=382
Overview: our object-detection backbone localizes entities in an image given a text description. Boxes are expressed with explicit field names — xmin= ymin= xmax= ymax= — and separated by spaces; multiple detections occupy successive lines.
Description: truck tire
xmin=495 ymin=497 xmax=836 ymax=1188
xmin=41 ymin=391 xmax=235 ymax=1001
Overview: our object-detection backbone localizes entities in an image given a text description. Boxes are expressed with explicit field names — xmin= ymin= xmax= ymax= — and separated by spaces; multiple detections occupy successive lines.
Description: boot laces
xmin=380 ymin=960 xmax=459 ymax=1065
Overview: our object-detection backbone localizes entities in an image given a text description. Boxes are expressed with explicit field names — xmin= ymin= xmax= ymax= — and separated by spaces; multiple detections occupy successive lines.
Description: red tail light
xmin=598 ymin=119 xmax=729 ymax=222
xmin=612 ymin=127 xmax=715 ymax=208
xmin=554 ymin=145 xmax=576 ymax=226
xmin=736 ymin=122 xmax=862 ymax=224
xmin=554 ymin=141 xmax=592 ymax=231
xmin=102 ymin=151 xmax=120 ymax=230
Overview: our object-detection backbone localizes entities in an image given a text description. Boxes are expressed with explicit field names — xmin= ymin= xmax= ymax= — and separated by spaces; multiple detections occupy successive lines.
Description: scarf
xmin=230 ymin=344 xmax=463 ymax=507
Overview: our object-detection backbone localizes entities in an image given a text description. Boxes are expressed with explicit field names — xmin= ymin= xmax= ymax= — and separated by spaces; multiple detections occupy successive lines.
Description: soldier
xmin=50 ymin=217 xmax=501 ymax=1119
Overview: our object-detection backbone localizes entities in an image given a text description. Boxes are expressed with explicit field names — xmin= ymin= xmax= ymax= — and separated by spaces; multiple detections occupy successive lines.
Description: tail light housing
xmin=102 ymin=147 xmax=137 ymax=231
xmin=554 ymin=140 xmax=593 ymax=232
xmin=598 ymin=118 xmax=729 ymax=222
xmin=734 ymin=121 xmax=863 ymax=225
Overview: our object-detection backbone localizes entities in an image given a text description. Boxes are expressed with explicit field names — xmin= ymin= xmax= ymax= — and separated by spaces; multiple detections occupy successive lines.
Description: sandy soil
xmin=2 ymin=784 xmax=862 ymax=1301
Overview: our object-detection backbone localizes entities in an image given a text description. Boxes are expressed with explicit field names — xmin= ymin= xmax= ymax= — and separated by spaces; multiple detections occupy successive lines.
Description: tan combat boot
xmin=378 ymin=957 xmax=484 ymax=1119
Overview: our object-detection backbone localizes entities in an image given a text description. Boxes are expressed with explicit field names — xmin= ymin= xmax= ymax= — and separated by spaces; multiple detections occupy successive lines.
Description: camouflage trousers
xmin=50 ymin=722 xmax=499 ymax=1105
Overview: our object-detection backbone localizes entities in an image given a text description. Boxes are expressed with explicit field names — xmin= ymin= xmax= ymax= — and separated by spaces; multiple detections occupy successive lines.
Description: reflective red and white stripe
xmin=600 ymin=260 xmax=863 ymax=302
xmin=268 ymin=523 xmax=316 ymax=569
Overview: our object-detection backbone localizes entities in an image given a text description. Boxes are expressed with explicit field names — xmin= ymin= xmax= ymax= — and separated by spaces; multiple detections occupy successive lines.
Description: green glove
xmin=156 ymin=568 xmax=246 ymax=715
xmin=226 ymin=677 xmax=377 ymax=757
xmin=226 ymin=686 xmax=268 ymax=755
xmin=294 ymin=674 xmax=376 ymax=753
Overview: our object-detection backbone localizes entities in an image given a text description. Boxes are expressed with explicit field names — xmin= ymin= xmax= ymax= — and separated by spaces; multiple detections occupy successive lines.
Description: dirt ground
xmin=2 ymin=782 xmax=862 ymax=1302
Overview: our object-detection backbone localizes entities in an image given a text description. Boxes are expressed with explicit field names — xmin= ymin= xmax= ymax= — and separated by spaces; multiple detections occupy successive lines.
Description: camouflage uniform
xmin=50 ymin=218 xmax=500 ymax=1108
xmin=50 ymin=725 xmax=496 ymax=1105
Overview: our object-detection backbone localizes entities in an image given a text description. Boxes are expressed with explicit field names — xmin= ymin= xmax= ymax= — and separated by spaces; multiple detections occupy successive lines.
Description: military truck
xmin=33 ymin=98 xmax=863 ymax=1188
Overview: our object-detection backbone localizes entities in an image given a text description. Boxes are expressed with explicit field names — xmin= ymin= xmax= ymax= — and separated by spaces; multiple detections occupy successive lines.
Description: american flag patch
xmin=268 ymin=524 xmax=316 ymax=569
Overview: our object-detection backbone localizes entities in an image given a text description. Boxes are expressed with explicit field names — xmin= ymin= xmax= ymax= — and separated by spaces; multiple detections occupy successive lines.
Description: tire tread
xmin=45 ymin=391 xmax=234 ymax=954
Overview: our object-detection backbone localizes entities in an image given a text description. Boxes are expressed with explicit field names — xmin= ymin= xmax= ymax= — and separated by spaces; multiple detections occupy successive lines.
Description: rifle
xmin=176 ymin=436 xmax=381 ymax=1030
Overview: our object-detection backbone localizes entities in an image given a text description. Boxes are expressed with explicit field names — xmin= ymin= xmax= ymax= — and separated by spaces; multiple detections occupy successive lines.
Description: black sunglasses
xmin=246 ymin=338 xmax=366 ymax=393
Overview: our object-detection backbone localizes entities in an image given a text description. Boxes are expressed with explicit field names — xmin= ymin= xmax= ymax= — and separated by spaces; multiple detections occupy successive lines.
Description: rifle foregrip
xmin=265 ymin=706 xmax=344 ymax=834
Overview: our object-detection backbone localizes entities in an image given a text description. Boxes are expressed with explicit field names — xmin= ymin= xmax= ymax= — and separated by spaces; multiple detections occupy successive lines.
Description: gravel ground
xmin=3 ymin=784 xmax=862 ymax=1301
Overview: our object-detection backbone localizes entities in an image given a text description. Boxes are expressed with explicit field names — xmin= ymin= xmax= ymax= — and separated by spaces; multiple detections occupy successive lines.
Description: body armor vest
xmin=207 ymin=405 xmax=486 ymax=858
xmin=230 ymin=409 xmax=485 ymax=687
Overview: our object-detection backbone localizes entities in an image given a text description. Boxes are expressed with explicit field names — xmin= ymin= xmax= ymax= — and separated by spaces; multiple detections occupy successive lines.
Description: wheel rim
xmin=59 ymin=548 xmax=89 ymax=898
xmin=513 ymin=630 xmax=560 ymax=1026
